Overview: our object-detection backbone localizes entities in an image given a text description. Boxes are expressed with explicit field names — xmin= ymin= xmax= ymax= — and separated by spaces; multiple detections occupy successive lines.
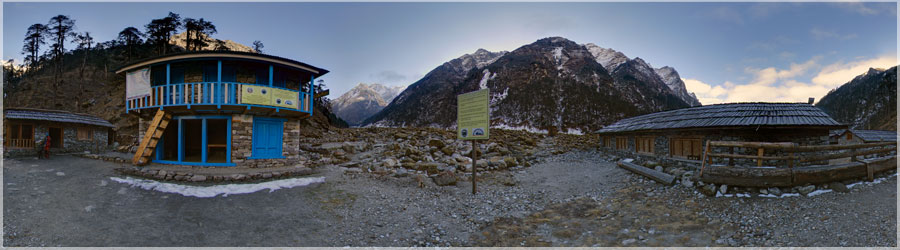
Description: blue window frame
xmin=153 ymin=115 xmax=235 ymax=167
xmin=250 ymin=117 xmax=285 ymax=159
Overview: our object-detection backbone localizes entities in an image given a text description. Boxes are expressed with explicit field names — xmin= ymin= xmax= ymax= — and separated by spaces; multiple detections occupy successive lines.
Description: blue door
xmin=251 ymin=117 xmax=284 ymax=159
xmin=171 ymin=67 xmax=185 ymax=104
xmin=202 ymin=65 xmax=218 ymax=103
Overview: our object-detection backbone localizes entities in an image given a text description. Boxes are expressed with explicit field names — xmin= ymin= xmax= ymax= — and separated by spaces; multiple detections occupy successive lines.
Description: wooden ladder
xmin=132 ymin=109 xmax=172 ymax=165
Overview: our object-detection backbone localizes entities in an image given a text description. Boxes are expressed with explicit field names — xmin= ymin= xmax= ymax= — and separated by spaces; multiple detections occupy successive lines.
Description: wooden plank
xmin=710 ymin=141 xmax=894 ymax=151
xmin=699 ymin=140 xmax=710 ymax=177
xmin=314 ymin=89 xmax=329 ymax=98
xmin=617 ymin=161 xmax=675 ymax=185
xmin=799 ymin=147 xmax=896 ymax=163
xmin=699 ymin=166 xmax=793 ymax=187
xmin=706 ymin=152 xmax=793 ymax=161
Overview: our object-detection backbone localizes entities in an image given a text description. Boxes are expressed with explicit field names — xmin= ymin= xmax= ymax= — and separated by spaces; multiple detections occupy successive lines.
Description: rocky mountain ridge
xmin=332 ymin=83 xmax=405 ymax=126
xmin=365 ymin=37 xmax=698 ymax=132
xmin=816 ymin=66 xmax=897 ymax=130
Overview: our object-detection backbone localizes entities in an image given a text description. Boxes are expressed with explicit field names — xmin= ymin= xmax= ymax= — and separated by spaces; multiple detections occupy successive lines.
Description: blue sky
xmin=3 ymin=2 xmax=897 ymax=104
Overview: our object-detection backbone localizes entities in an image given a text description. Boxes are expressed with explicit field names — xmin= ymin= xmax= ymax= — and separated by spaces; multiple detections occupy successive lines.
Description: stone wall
xmin=599 ymin=128 xmax=832 ymax=168
xmin=5 ymin=121 xmax=110 ymax=158
xmin=230 ymin=114 xmax=302 ymax=168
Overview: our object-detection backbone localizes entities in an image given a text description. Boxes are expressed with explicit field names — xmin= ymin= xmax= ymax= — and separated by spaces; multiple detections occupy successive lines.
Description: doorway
xmin=48 ymin=127 xmax=63 ymax=148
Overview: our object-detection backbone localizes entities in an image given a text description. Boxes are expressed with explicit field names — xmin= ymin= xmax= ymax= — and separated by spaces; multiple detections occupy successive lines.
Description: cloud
xmin=704 ymin=6 xmax=744 ymax=25
xmin=683 ymin=55 xmax=895 ymax=105
xmin=833 ymin=2 xmax=895 ymax=16
xmin=743 ymin=56 xmax=819 ymax=86
xmin=811 ymin=55 xmax=898 ymax=87
xmin=810 ymin=28 xmax=858 ymax=40
xmin=370 ymin=70 xmax=408 ymax=83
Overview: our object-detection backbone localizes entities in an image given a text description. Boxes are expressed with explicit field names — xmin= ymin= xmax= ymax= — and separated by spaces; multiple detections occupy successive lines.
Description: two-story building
xmin=115 ymin=51 xmax=328 ymax=168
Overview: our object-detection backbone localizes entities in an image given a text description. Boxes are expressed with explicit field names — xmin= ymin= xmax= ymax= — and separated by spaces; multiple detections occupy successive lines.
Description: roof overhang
xmin=114 ymin=51 xmax=329 ymax=77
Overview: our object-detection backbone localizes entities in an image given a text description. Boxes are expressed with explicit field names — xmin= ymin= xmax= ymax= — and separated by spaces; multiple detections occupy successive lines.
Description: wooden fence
xmin=698 ymin=141 xmax=897 ymax=187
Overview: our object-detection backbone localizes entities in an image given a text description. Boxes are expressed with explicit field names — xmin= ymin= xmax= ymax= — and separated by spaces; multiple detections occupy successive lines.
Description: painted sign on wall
xmin=457 ymin=89 xmax=490 ymax=140
xmin=271 ymin=88 xmax=299 ymax=109
xmin=241 ymin=85 xmax=271 ymax=106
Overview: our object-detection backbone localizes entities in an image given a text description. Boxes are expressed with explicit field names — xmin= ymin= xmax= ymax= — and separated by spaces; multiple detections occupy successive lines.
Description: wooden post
xmin=756 ymin=148 xmax=764 ymax=167
xmin=699 ymin=140 xmax=710 ymax=177
xmin=728 ymin=146 xmax=734 ymax=166
xmin=788 ymin=152 xmax=794 ymax=168
xmin=850 ymin=147 xmax=857 ymax=162
xmin=471 ymin=140 xmax=478 ymax=195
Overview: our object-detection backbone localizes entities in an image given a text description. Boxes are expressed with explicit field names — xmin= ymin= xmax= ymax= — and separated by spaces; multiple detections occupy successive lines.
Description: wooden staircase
xmin=132 ymin=109 xmax=172 ymax=165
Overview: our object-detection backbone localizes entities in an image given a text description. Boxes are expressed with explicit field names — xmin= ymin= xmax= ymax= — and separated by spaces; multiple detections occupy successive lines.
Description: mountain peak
xmin=584 ymin=43 xmax=629 ymax=72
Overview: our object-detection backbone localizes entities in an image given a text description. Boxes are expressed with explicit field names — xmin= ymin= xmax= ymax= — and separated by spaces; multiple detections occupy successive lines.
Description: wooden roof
xmin=838 ymin=129 xmax=897 ymax=142
xmin=4 ymin=108 xmax=114 ymax=127
xmin=595 ymin=102 xmax=843 ymax=134
xmin=113 ymin=50 xmax=329 ymax=77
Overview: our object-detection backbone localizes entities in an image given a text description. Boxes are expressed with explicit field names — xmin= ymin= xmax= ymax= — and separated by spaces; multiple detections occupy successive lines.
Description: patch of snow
xmin=807 ymin=189 xmax=833 ymax=197
xmin=110 ymin=176 xmax=326 ymax=198
xmin=846 ymin=172 xmax=898 ymax=188
xmin=489 ymin=87 xmax=509 ymax=107
xmin=492 ymin=123 xmax=548 ymax=134
xmin=622 ymin=158 xmax=634 ymax=163
xmin=479 ymin=69 xmax=492 ymax=89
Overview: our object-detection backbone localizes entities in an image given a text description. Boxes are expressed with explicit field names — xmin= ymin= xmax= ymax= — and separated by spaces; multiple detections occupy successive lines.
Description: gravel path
xmin=3 ymin=150 xmax=896 ymax=247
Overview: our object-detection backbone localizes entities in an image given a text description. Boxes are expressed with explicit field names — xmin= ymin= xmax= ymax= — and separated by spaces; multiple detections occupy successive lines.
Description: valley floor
xmin=3 ymin=149 xmax=896 ymax=247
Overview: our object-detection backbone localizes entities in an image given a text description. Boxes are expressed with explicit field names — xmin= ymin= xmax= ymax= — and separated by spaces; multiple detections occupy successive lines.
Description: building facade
xmin=4 ymin=108 xmax=114 ymax=157
xmin=116 ymin=51 xmax=328 ymax=168
xmin=831 ymin=129 xmax=897 ymax=145
xmin=595 ymin=103 xmax=845 ymax=167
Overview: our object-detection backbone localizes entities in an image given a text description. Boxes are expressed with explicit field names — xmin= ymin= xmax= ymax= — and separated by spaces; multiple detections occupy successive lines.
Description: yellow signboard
xmin=457 ymin=89 xmax=490 ymax=140
xmin=271 ymin=88 xmax=300 ymax=109
xmin=241 ymin=85 xmax=271 ymax=106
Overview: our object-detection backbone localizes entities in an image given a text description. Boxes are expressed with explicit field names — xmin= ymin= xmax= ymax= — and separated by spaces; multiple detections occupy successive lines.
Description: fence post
xmin=757 ymin=148 xmax=764 ymax=167
xmin=699 ymin=141 xmax=711 ymax=177
xmin=850 ymin=147 xmax=857 ymax=162
xmin=728 ymin=146 xmax=734 ymax=166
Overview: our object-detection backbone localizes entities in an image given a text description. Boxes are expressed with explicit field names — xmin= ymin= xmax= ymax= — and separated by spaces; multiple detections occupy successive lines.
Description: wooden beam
xmin=314 ymin=89 xmax=329 ymax=99
xmin=617 ymin=160 xmax=675 ymax=185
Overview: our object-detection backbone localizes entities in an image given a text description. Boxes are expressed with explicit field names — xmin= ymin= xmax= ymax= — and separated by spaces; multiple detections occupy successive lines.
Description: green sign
xmin=241 ymin=85 xmax=271 ymax=105
xmin=457 ymin=89 xmax=490 ymax=140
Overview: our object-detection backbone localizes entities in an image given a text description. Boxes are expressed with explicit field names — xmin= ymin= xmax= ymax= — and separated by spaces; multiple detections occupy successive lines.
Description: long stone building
xmin=595 ymin=102 xmax=846 ymax=166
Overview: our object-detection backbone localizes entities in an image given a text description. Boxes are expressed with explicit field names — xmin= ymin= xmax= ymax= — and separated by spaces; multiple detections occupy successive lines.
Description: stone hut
xmin=595 ymin=102 xmax=845 ymax=167
xmin=831 ymin=129 xmax=897 ymax=145
xmin=4 ymin=108 xmax=114 ymax=157
xmin=115 ymin=51 xmax=328 ymax=168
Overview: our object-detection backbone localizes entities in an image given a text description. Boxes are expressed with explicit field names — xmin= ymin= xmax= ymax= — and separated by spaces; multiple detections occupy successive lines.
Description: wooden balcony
xmin=126 ymin=82 xmax=313 ymax=117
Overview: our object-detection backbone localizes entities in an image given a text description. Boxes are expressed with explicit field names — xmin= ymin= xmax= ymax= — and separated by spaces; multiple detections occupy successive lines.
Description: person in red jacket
xmin=42 ymin=134 xmax=51 ymax=159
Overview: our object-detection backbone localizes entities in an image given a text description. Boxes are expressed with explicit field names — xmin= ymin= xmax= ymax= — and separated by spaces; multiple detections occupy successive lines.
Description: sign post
xmin=457 ymin=89 xmax=489 ymax=194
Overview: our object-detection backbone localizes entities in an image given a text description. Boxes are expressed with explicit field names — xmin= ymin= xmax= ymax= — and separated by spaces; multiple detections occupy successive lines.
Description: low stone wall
xmin=113 ymin=165 xmax=315 ymax=183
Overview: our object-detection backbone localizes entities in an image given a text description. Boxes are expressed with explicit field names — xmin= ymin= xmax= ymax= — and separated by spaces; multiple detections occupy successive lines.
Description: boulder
xmin=681 ymin=176 xmax=694 ymax=188
xmin=190 ymin=175 xmax=207 ymax=182
xmin=767 ymin=187 xmax=783 ymax=196
xmin=719 ymin=184 xmax=728 ymax=195
xmin=699 ymin=184 xmax=717 ymax=197
xmin=828 ymin=182 xmax=850 ymax=193
xmin=798 ymin=185 xmax=816 ymax=196
xmin=428 ymin=139 xmax=445 ymax=148
xmin=503 ymin=157 xmax=518 ymax=167
xmin=432 ymin=171 xmax=457 ymax=186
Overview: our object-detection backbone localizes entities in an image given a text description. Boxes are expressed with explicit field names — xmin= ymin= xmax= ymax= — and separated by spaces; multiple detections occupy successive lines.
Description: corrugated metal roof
xmin=850 ymin=130 xmax=897 ymax=142
xmin=595 ymin=102 xmax=843 ymax=134
xmin=4 ymin=108 xmax=114 ymax=127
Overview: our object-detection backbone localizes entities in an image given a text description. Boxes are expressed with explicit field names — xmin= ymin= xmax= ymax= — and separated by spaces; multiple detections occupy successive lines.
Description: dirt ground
xmin=3 ymin=152 xmax=896 ymax=247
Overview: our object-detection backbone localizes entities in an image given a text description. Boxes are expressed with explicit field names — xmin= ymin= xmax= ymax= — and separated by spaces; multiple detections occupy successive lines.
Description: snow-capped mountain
xmin=364 ymin=37 xmax=695 ymax=132
xmin=816 ymin=66 xmax=897 ymax=130
xmin=332 ymin=83 xmax=405 ymax=126
xmin=585 ymin=43 xmax=629 ymax=73
xmin=654 ymin=66 xmax=702 ymax=107
xmin=585 ymin=43 xmax=701 ymax=107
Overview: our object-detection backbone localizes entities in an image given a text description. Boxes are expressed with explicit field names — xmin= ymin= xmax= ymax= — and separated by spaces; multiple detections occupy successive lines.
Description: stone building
xmin=115 ymin=51 xmax=327 ymax=168
xmin=595 ymin=102 xmax=845 ymax=167
xmin=3 ymin=108 xmax=114 ymax=157
xmin=831 ymin=129 xmax=897 ymax=145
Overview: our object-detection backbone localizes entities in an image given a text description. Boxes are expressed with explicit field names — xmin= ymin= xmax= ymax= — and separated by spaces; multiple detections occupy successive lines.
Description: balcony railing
xmin=126 ymin=82 xmax=312 ymax=114
xmin=5 ymin=139 xmax=35 ymax=149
